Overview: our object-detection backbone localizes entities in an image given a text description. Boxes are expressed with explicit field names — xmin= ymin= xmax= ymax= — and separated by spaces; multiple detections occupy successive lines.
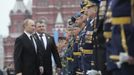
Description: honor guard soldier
xmin=71 ymin=12 xmax=84 ymax=75
xmin=109 ymin=0 xmax=134 ymax=75
xmin=64 ymin=24 xmax=76 ymax=75
xmin=74 ymin=11 xmax=87 ymax=75
xmin=72 ymin=25 xmax=81 ymax=75
xmin=65 ymin=27 xmax=74 ymax=75
xmin=93 ymin=0 xmax=108 ymax=75
xmin=82 ymin=0 xmax=107 ymax=75
xmin=76 ymin=0 xmax=102 ymax=74
xmin=103 ymin=0 xmax=122 ymax=75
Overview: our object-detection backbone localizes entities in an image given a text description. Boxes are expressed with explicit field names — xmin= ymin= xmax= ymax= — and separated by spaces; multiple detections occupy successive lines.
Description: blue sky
xmin=0 ymin=0 xmax=28 ymax=37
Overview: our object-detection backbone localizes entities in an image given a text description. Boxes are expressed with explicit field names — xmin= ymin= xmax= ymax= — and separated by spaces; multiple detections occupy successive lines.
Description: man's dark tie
xmin=30 ymin=36 xmax=35 ymax=49
xmin=39 ymin=34 xmax=45 ymax=48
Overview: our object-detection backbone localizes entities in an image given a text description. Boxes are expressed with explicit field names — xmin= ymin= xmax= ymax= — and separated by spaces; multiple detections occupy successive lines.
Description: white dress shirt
xmin=37 ymin=33 xmax=47 ymax=49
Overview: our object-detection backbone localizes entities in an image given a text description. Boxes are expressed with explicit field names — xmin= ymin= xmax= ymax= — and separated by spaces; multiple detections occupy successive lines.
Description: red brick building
xmin=4 ymin=0 xmax=81 ymax=66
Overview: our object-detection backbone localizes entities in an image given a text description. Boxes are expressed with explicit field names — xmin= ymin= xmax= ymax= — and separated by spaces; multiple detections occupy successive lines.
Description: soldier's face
xmin=75 ymin=17 xmax=83 ymax=26
xmin=87 ymin=6 xmax=97 ymax=17
xmin=24 ymin=20 xmax=35 ymax=34
xmin=73 ymin=28 xmax=80 ymax=36
xmin=65 ymin=31 xmax=71 ymax=41
xmin=84 ymin=7 xmax=88 ymax=16
xmin=36 ymin=23 xmax=46 ymax=34
xmin=82 ymin=14 xmax=87 ymax=22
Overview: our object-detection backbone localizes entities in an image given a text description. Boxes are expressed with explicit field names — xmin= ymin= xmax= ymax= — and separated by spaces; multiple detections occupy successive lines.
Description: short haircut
xmin=35 ymin=20 xmax=45 ymax=25
xmin=23 ymin=19 xmax=32 ymax=28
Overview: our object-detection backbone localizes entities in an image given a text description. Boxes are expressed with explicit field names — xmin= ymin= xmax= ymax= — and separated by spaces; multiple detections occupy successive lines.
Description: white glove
xmin=116 ymin=61 xmax=122 ymax=68
xmin=116 ymin=52 xmax=129 ymax=68
xmin=119 ymin=52 xmax=129 ymax=63
xmin=98 ymin=71 xmax=102 ymax=75
xmin=86 ymin=69 xmax=102 ymax=75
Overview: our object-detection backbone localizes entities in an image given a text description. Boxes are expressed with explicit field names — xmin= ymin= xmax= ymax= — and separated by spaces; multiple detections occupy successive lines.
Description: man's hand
xmin=16 ymin=73 xmax=22 ymax=75
xmin=128 ymin=56 xmax=134 ymax=65
xmin=39 ymin=66 xmax=44 ymax=75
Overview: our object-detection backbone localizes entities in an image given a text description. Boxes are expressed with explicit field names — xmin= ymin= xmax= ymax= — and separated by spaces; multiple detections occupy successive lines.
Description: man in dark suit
xmin=34 ymin=20 xmax=62 ymax=75
xmin=14 ymin=19 xmax=39 ymax=75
